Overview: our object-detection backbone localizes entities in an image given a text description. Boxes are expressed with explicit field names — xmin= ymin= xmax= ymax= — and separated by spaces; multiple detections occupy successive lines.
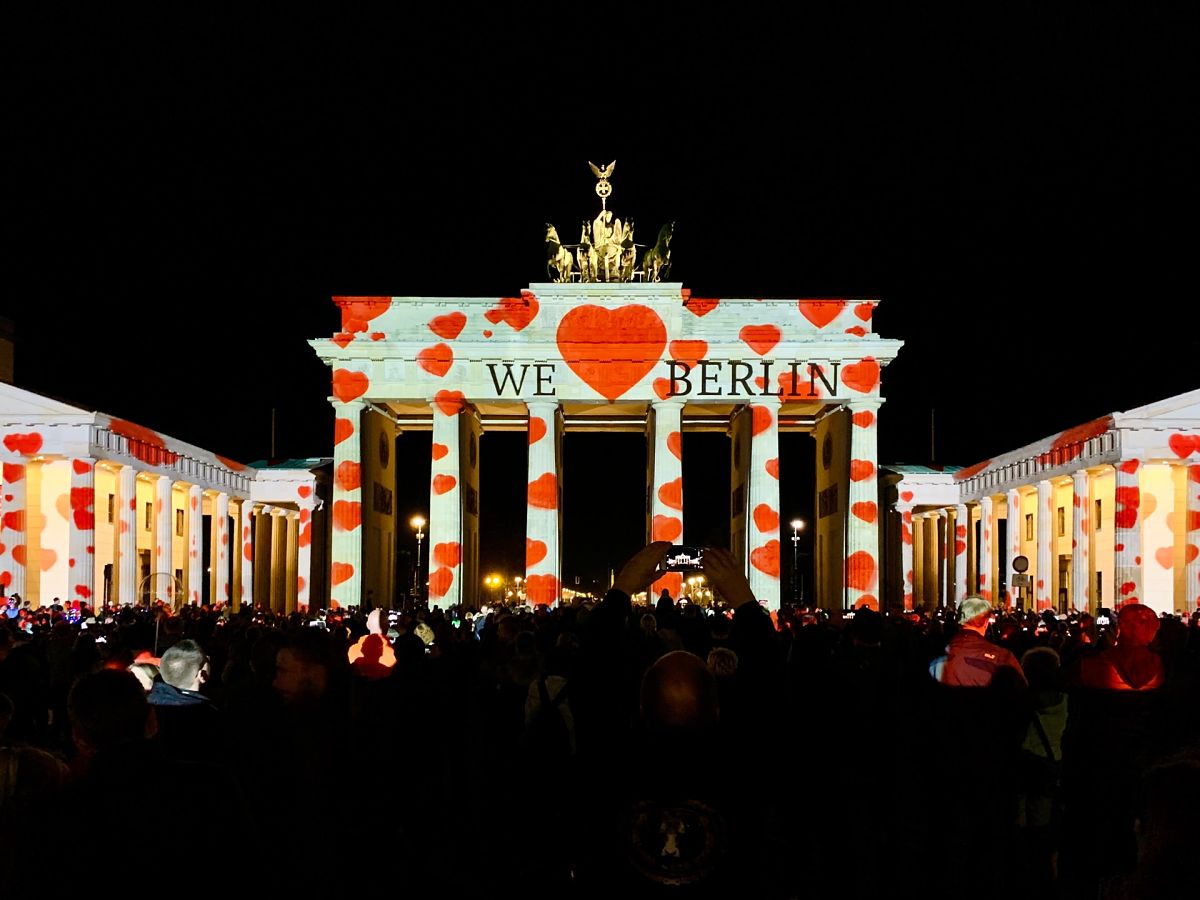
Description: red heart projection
xmin=332 ymin=333 xmax=354 ymax=349
xmin=482 ymin=329 xmax=493 ymax=338
xmin=331 ymin=561 xmax=352 ymax=588
xmin=852 ymin=410 xmax=875 ymax=428
xmin=417 ymin=344 xmax=454 ymax=377
xmin=336 ymin=297 xmax=390 ymax=333
xmin=528 ymin=418 xmax=547 ymax=445
xmin=433 ymin=541 xmax=461 ymax=568
xmin=1154 ymin=547 xmax=1174 ymax=569
xmin=300 ymin=508 xmax=310 ymax=523
xmin=669 ymin=340 xmax=708 ymax=368
xmin=428 ymin=567 xmax=454 ymax=598
xmin=1119 ymin=582 xmax=1137 ymax=596
xmin=70 ymin=488 xmax=94 ymax=530
xmin=525 ymin=574 xmax=559 ymax=606
xmin=244 ymin=538 xmax=255 ymax=561
xmin=332 ymin=369 xmax=369 ymax=402
xmin=334 ymin=419 xmax=354 ymax=445
xmin=485 ymin=292 xmax=540 ymax=331
xmin=765 ymin=458 xmax=779 ymax=479
xmin=667 ymin=432 xmax=682 ymax=461
xmin=750 ymin=540 xmax=780 ymax=577
xmin=432 ymin=474 xmax=457 ymax=495
xmin=1114 ymin=486 xmax=1139 ymax=529
xmin=753 ymin=504 xmax=779 ymax=533
xmin=956 ymin=525 xmax=967 ymax=539
xmin=1168 ymin=434 xmax=1200 ymax=458
xmin=685 ymin=298 xmax=719 ymax=316
xmin=298 ymin=522 xmax=312 ymax=548
xmin=434 ymin=390 xmax=466 ymax=416
xmin=850 ymin=460 xmax=875 ymax=482
xmin=1190 ymin=468 xmax=1200 ymax=484
xmin=856 ymin=595 xmax=879 ymax=611
xmin=751 ymin=406 xmax=773 ymax=436
xmin=739 ymin=324 xmax=781 ymax=356
xmin=429 ymin=312 xmax=467 ymax=340
xmin=652 ymin=572 xmax=683 ymax=599
xmin=4 ymin=433 xmax=43 ymax=455
xmin=852 ymin=501 xmax=878 ymax=524
xmin=657 ymin=478 xmax=683 ymax=511
xmin=652 ymin=515 xmax=682 ymax=542
xmin=528 ymin=473 xmax=558 ymax=509
xmin=2 ymin=463 xmax=25 ymax=483
xmin=12 ymin=545 xmax=27 ymax=566
xmin=842 ymin=358 xmax=880 ymax=393
xmin=900 ymin=491 xmax=914 ymax=502
xmin=1118 ymin=459 xmax=1140 ymax=474
xmin=798 ymin=300 xmax=846 ymax=328
xmin=653 ymin=378 xmax=675 ymax=400
xmin=72 ymin=459 xmax=92 ymax=475
xmin=526 ymin=538 xmax=547 ymax=568
xmin=370 ymin=333 xmax=385 ymax=341
xmin=845 ymin=326 xmax=867 ymax=337
xmin=557 ymin=305 xmax=666 ymax=401
xmin=777 ymin=371 xmax=820 ymax=400
xmin=846 ymin=551 xmax=877 ymax=591
xmin=333 ymin=501 xmax=361 ymax=531
xmin=296 ymin=576 xmax=306 ymax=594
xmin=431 ymin=443 xmax=449 ymax=461
xmin=298 ymin=485 xmax=312 ymax=499
xmin=336 ymin=461 xmax=361 ymax=491
xmin=854 ymin=302 xmax=874 ymax=322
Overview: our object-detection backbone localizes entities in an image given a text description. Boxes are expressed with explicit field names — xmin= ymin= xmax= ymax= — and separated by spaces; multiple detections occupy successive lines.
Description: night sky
xmin=8 ymin=13 xmax=1196 ymax=593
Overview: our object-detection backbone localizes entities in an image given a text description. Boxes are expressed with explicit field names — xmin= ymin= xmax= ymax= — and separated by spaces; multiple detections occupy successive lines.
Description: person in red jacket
xmin=937 ymin=596 xmax=1027 ymax=687
xmin=1074 ymin=602 xmax=1164 ymax=691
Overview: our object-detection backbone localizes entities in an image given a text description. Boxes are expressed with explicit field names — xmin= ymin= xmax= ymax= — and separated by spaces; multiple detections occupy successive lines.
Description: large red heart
xmin=751 ymin=406 xmax=773 ymax=436
xmin=854 ymin=302 xmax=874 ymax=322
xmin=753 ymin=504 xmax=779 ymax=533
xmin=336 ymin=297 xmax=390 ymax=333
xmin=72 ymin=459 xmax=92 ymax=475
xmin=417 ymin=344 xmax=454 ymax=377
xmin=428 ymin=566 xmax=454 ymax=598
xmin=750 ymin=540 xmax=780 ymax=577
xmin=652 ymin=515 xmax=682 ymax=542
xmin=557 ymin=305 xmax=666 ymax=401
xmin=669 ymin=340 xmax=708 ymax=368
xmin=336 ymin=460 xmax=361 ymax=491
xmin=525 ymin=573 xmax=559 ymax=606
xmin=852 ymin=410 xmax=875 ymax=428
xmin=765 ymin=458 xmax=779 ymax=479
xmin=431 ymin=443 xmax=449 ymax=461
xmin=331 ymin=562 xmax=355 ymax=586
xmin=298 ymin=485 xmax=312 ymax=499
xmin=852 ymin=501 xmax=877 ymax=524
xmin=333 ymin=500 xmax=361 ymax=532
xmin=798 ymin=300 xmax=846 ymax=329
xmin=528 ymin=473 xmax=557 ymax=509
xmin=2 ymin=462 xmax=25 ymax=483
xmin=667 ymin=432 xmax=682 ymax=461
xmin=657 ymin=478 xmax=683 ymax=511
xmin=1118 ymin=459 xmax=1140 ymax=474
xmin=433 ymin=541 xmax=461 ymax=568
xmin=739 ymin=324 xmax=781 ymax=356
xmin=429 ymin=311 xmax=467 ymax=340
xmin=3 ymin=433 xmax=43 ymax=456
xmin=842 ymin=358 xmax=880 ymax=393
xmin=2 ymin=511 xmax=24 ymax=532
xmin=846 ymin=551 xmax=877 ymax=591
xmin=528 ymin=417 xmax=547 ymax=445
xmin=526 ymin=538 xmax=547 ymax=568
xmin=332 ymin=369 xmax=370 ymax=402
xmin=685 ymin=297 xmax=719 ymax=317
xmin=1168 ymin=433 xmax=1200 ymax=458
xmin=850 ymin=460 xmax=875 ymax=482
xmin=334 ymin=418 xmax=355 ymax=445
xmin=485 ymin=292 xmax=539 ymax=332
xmin=433 ymin=390 xmax=466 ymax=416
xmin=432 ymin=474 xmax=457 ymax=495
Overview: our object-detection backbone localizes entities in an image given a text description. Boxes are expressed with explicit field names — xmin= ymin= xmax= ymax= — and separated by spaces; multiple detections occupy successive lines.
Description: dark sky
xmin=7 ymin=12 xmax=1196 ymax=590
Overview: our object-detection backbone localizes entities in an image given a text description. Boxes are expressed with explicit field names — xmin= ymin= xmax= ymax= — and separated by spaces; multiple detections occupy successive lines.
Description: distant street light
xmin=411 ymin=515 xmax=426 ymax=602
xmin=791 ymin=519 xmax=805 ymax=605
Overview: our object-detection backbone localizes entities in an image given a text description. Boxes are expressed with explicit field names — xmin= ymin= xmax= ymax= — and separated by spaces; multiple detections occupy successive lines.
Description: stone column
xmin=236 ymin=500 xmax=253 ymax=611
xmin=525 ymin=400 xmax=560 ymax=607
xmin=648 ymin=399 xmax=685 ymax=600
xmin=116 ymin=465 xmax=137 ymax=605
xmin=979 ymin=496 xmax=995 ymax=604
xmin=1006 ymin=488 xmax=1022 ymax=609
xmin=846 ymin=399 xmax=882 ymax=610
xmin=153 ymin=476 xmax=174 ymax=605
xmin=68 ymin=458 xmax=96 ymax=607
xmin=285 ymin=511 xmax=299 ymax=613
xmin=331 ymin=398 xmax=365 ymax=609
xmin=1036 ymin=480 xmax=1053 ymax=610
xmin=747 ymin=397 xmax=782 ymax=610
xmin=1187 ymin=465 xmax=1200 ymax=613
xmin=270 ymin=507 xmax=286 ymax=611
xmin=954 ymin=503 xmax=969 ymax=606
xmin=429 ymin=396 xmax=464 ymax=609
xmin=1114 ymin=460 xmax=1143 ymax=608
xmin=253 ymin=507 xmax=272 ymax=609
xmin=898 ymin=504 xmax=914 ymax=610
xmin=1071 ymin=471 xmax=1091 ymax=614
xmin=0 ymin=459 xmax=28 ymax=600
xmin=210 ymin=491 xmax=229 ymax=606
xmin=912 ymin=512 xmax=925 ymax=608
xmin=296 ymin=495 xmax=314 ymax=609
xmin=939 ymin=509 xmax=953 ymax=608
xmin=186 ymin=484 xmax=202 ymax=606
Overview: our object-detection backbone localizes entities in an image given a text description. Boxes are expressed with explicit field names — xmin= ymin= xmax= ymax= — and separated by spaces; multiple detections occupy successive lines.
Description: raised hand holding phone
xmin=613 ymin=542 xmax=673 ymax=596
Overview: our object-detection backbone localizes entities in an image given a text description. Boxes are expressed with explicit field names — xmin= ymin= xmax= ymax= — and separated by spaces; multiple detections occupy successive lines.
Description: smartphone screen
xmin=659 ymin=547 xmax=704 ymax=572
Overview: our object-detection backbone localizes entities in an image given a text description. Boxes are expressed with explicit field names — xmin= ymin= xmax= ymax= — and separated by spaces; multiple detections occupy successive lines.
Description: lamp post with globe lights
xmin=791 ymin=518 xmax=806 ymax=605
xmin=410 ymin=515 xmax=426 ymax=602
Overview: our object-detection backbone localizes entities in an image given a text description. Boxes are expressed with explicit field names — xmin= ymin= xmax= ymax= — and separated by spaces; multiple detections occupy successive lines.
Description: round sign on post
xmin=1013 ymin=555 xmax=1029 ymax=573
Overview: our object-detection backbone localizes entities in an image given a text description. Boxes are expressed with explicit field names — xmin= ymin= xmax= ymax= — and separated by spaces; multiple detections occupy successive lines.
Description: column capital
xmin=749 ymin=394 xmax=782 ymax=409
xmin=329 ymin=396 xmax=367 ymax=409
xmin=525 ymin=399 xmax=560 ymax=414
xmin=846 ymin=398 xmax=883 ymax=412
xmin=650 ymin=398 xmax=686 ymax=412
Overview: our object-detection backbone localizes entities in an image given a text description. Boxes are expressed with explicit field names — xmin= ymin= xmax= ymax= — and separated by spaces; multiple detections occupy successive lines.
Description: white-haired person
xmin=933 ymin=596 xmax=1027 ymax=687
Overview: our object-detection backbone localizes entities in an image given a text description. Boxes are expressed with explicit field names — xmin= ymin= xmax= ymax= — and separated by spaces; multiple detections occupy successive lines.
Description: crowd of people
xmin=1 ymin=542 xmax=1198 ymax=898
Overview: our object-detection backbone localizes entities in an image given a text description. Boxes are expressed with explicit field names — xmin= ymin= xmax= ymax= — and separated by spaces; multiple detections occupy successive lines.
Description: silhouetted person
xmin=937 ymin=596 xmax=1027 ymax=687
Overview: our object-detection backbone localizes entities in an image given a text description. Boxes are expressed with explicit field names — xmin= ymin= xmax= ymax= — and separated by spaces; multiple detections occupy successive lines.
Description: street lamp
xmin=410 ymin=515 xmax=426 ymax=601
xmin=791 ymin=518 xmax=805 ymax=605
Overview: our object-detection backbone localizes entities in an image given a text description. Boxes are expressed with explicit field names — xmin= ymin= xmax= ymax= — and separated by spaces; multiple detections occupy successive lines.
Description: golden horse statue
xmin=544 ymin=224 xmax=574 ymax=283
